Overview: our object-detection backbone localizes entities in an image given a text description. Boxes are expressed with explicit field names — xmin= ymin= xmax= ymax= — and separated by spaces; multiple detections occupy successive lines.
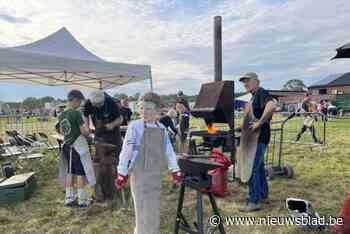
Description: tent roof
xmin=236 ymin=93 xmax=252 ymax=102
xmin=10 ymin=27 xmax=103 ymax=62
xmin=309 ymin=73 xmax=350 ymax=89
xmin=0 ymin=27 xmax=151 ymax=90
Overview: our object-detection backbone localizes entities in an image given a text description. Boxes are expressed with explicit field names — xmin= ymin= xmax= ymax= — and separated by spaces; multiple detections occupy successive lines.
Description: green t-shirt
xmin=58 ymin=108 xmax=84 ymax=145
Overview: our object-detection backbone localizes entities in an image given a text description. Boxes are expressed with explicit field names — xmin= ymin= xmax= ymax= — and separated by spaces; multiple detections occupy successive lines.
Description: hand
xmin=105 ymin=123 xmax=115 ymax=131
xmin=171 ymin=170 xmax=183 ymax=186
xmin=249 ymin=121 xmax=261 ymax=131
xmin=181 ymin=153 xmax=189 ymax=157
xmin=115 ymin=174 xmax=128 ymax=190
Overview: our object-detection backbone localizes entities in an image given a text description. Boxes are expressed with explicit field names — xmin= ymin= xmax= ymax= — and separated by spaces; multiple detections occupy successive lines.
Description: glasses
xmin=138 ymin=102 xmax=157 ymax=110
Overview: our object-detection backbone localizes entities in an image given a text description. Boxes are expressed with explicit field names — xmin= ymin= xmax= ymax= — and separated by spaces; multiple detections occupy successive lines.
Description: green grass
xmin=0 ymin=117 xmax=349 ymax=233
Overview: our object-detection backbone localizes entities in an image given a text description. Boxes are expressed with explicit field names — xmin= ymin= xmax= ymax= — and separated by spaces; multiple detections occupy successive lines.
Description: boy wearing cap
xmin=58 ymin=90 xmax=95 ymax=208
xmin=115 ymin=92 xmax=182 ymax=234
xmin=238 ymin=72 xmax=275 ymax=212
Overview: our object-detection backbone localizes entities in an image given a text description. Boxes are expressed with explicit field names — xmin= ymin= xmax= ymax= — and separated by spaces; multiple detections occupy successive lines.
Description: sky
xmin=0 ymin=0 xmax=350 ymax=101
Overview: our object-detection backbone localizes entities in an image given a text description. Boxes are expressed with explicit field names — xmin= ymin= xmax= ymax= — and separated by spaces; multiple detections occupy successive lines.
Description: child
xmin=115 ymin=92 xmax=182 ymax=234
xmin=175 ymin=97 xmax=190 ymax=154
xmin=58 ymin=90 xmax=96 ymax=208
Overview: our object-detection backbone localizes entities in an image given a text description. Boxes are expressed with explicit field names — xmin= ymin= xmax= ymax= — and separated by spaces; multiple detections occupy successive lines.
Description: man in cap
xmin=238 ymin=72 xmax=275 ymax=212
xmin=83 ymin=90 xmax=122 ymax=203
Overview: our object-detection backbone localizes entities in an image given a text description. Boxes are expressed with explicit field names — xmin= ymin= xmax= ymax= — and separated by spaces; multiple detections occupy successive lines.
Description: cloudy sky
xmin=0 ymin=0 xmax=350 ymax=101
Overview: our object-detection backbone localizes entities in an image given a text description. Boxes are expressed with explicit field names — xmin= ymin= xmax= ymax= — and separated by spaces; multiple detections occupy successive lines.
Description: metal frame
xmin=265 ymin=112 xmax=327 ymax=178
xmin=0 ymin=67 xmax=150 ymax=90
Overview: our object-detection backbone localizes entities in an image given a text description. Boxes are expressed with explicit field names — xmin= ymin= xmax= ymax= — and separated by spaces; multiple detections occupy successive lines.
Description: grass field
xmin=0 ymin=117 xmax=349 ymax=234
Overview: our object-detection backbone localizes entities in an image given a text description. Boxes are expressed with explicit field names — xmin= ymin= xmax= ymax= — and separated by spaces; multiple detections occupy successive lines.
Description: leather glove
xmin=115 ymin=174 xmax=128 ymax=190
xmin=171 ymin=170 xmax=183 ymax=186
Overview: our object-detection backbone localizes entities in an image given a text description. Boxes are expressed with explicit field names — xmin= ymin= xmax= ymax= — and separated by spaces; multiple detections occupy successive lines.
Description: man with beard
xmin=83 ymin=90 xmax=122 ymax=203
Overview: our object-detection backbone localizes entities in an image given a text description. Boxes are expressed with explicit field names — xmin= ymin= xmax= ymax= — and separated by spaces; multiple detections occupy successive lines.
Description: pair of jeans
xmin=248 ymin=143 xmax=268 ymax=204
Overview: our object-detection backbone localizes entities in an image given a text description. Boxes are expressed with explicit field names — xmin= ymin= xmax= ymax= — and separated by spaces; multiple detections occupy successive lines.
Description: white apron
xmin=59 ymin=135 xmax=96 ymax=187
xmin=130 ymin=123 xmax=165 ymax=234
xmin=235 ymin=103 xmax=260 ymax=183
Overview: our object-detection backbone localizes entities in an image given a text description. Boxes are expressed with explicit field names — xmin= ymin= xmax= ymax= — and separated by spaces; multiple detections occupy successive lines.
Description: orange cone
xmin=332 ymin=192 xmax=350 ymax=234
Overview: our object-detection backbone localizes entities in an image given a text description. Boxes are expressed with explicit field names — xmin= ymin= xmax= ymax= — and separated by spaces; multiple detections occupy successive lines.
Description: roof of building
xmin=309 ymin=73 xmax=350 ymax=89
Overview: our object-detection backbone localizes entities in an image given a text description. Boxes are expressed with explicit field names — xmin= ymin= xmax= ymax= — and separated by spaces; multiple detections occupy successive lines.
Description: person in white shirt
xmin=115 ymin=92 xmax=182 ymax=234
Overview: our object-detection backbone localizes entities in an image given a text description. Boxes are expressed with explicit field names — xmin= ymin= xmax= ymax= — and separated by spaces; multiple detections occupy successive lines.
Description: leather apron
xmin=235 ymin=102 xmax=261 ymax=183
xmin=130 ymin=122 xmax=165 ymax=234
xmin=94 ymin=119 xmax=122 ymax=201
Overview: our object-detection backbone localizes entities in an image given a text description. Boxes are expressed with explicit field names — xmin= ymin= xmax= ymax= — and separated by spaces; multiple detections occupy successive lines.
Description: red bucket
xmin=208 ymin=149 xmax=231 ymax=197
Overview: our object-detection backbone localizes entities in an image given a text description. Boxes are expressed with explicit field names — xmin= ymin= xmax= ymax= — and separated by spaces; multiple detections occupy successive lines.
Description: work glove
xmin=115 ymin=174 xmax=128 ymax=190
xmin=171 ymin=170 xmax=183 ymax=187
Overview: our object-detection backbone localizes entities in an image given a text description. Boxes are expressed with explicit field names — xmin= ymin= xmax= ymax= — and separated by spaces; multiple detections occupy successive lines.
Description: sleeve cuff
xmin=117 ymin=166 xmax=128 ymax=176
xmin=171 ymin=167 xmax=180 ymax=173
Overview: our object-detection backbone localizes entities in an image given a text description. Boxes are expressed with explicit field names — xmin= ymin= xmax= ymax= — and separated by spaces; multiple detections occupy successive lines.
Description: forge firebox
xmin=188 ymin=80 xmax=236 ymax=164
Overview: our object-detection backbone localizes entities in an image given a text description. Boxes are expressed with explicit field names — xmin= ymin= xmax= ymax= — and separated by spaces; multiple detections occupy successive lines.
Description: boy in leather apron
xmin=58 ymin=90 xmax=96 ymax=208
xmin=115 ymin=92 xmax=182 ymax=234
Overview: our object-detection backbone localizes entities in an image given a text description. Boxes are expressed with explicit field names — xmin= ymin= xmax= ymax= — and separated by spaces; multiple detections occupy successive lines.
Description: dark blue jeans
xmin=248 ymin=143 xmax=268 ymax=204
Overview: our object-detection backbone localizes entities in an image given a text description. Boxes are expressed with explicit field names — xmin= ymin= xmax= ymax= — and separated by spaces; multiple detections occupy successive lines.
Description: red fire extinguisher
xmin=208 ymin=149 xmax=231 ymax=197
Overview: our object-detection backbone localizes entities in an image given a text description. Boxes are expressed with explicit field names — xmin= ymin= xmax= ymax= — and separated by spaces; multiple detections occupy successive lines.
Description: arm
xmin=83 ymin=116 xmax=90 ymax=130
xmin=82 ymin=101 xmax=92 ymax=130
xmin=76 ymin=112 xmax=90 ymax=137
xmin=117 ymin=123 xmax=137 ymax=176
xmin=164 ymin=130 xmax=180 ymax=172
xmin=106 ymin=98 xmax=122 ymax=129
xmin=257 ymin=100 xmax=275 ymax=126
xmin=168 ymin=117 xmax=178 ymax=135
xmin=80 ymin=125 xmax=90 ymax=137
xmin=107 ymin=116 xmax=122 ymax=129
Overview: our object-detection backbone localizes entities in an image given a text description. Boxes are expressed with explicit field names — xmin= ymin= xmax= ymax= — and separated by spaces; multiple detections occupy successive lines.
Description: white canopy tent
xmin=0 ymin=27 xmax=152 ymax=90
xmin=236 ymin=93 xmax=252 ymax=102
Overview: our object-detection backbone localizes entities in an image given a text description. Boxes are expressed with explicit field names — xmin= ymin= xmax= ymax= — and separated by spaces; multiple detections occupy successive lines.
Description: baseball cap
xmin=67 ymin=90 xmax=85 ymax=101
xmin=89 ymin=90 xmax=105 ymax=105
xmin=238 ymin=72 xmax=259 ymax=82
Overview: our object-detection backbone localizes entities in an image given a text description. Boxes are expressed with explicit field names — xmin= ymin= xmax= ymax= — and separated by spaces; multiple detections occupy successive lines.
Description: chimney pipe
xmin=214 ymin=16 xmax=222 ymax=82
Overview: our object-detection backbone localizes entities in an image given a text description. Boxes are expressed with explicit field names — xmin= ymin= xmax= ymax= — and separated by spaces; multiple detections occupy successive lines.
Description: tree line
xmin=1 ymin=79 xmax=307 ymax=111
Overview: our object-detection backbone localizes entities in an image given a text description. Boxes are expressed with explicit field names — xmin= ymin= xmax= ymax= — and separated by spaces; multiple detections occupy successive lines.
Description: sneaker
xmin=78 ymin=203 xmax=89 ymax=209
xmin=239 ymin=202 xmax=261 ymax=212
xmin=65 ymin=200 xmax=78 ymax=207
xmin=245 ymin=196 xmax=269 ymax=204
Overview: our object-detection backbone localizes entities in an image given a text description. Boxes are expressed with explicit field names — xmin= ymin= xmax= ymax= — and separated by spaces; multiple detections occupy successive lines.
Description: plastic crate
xmin=0 ymin=172 xmax=36 ymax=205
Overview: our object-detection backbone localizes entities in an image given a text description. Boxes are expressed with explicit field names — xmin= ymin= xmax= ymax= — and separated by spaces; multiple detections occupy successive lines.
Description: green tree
xmin=22 ymin=97 xmax=39 ymax=110
xmin=113 ymin=93 xmax=128 ymax=101
xmin=40 ymin=96 xmax=55 ymax=104
xmin=282 ymin=79 xmax=307 ymax=91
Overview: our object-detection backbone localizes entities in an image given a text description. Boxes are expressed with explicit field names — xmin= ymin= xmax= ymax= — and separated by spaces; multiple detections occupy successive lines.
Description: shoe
xmin=65 ymin=200 xmax=78 ymax=207
xmin=78 ymin=203 xmax=89 ymax=209
xmin=239 ymin=202 xmax=261 ymax=212
xmin=245 ymin=196 xmax=269 ymax=204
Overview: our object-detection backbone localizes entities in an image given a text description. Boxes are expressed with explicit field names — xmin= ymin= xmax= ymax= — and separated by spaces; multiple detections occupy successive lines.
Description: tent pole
xmin=149 ymin=67 xmax=153 ymax=92
xmin=99 ymin=80 xmax=102 ymax=90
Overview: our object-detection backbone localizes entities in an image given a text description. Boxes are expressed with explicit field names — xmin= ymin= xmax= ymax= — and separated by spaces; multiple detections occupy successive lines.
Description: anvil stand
xmin=174 ymin=159 xmax=226 ymax=234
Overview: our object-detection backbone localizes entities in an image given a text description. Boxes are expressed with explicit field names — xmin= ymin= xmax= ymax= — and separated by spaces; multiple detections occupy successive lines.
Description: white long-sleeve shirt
xmin=117 ymin=119 xmax=179 ymax=176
